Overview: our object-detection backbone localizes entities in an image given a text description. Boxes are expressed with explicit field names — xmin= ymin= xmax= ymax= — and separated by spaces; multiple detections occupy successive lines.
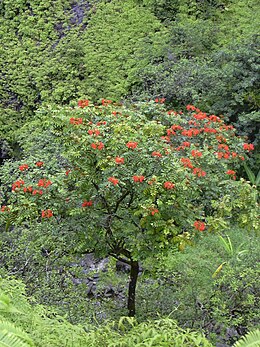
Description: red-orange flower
xmin=243 ymin=143 xmax=254 ymax=151
xmin=1 ymin=206 xmax=9 ymax=212
xmin=70 ymin=117 xmax=83 ymax=125
xmin=181 ymin=158 xmax=193 ymax=169
xmin=91 ymin=142 xmax=104 ymax=150
xmin=193 ymin=168 xmax=206 ymax=177
xmin=88 ymin=129 xmax=100 ymax=136
xmin=115 ymin=157 xmax=124 ymax=164
xmin=38 ymin=179 xmax=52 ymax=188
xmin=97 ymin=142 xmax=104 ymax=150
xmin=151 ymin=208 xmax=159 ymax=216
xmin=101 ymin=99 xmax=112 ymax=106
xmin=19 ymin=164 xmax=29 ymax=171
xmin=78 ymin=99 xmax=89 ymax=108
xmin=226 ymin=170 xmax=235 ymax=175
xmin=194 ymin=220 xmax=206 ymax=231
xmin=42 ymin=209 xmax=53 ymax=218
xmin=32 ymin=189 xmax=43 ymax=195
xmin=108 ymin=177 xmax=119 ymax=185
xmin=133 ymin=175 xmax=145 ymax=183
xmin=126 ymin=141 xmax=138 ymax=149
xmin=186 ymin=104 xmax=196 ymax=111
xmin=82 ymin=200 xmax=93 ymax=207
xmin=12 ymin=180 xmax=25 ymax=191
xmin=163 ymin=181 xmax=175 ymax=189
xmin=36 ymin=161 xmax=44 ymax=167
xmin=151 ymin=151 xmax=162 ymax=157
xmin=191 ymin=150 xmax=202 ymax=158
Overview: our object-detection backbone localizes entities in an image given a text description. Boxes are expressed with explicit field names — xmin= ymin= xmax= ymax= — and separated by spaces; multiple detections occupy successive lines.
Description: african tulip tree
xmin=0 ymin=99 xmax=258 ymax=316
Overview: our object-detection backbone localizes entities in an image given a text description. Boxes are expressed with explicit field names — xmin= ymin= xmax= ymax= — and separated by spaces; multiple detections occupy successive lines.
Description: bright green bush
xmin=0 ymin=278 xmax=213 ymax=347
xmin=0 ymin=0 xmax=94 ymax=142
xmin=135 ymin=226 xmax=260 ymax=345
xmin=0 ymin=278 xmax=90 ymax=346
xmin=81 ymin=0 xmax=167 ymax=100
xmin=0 ymin=0 xmax=167 ymax=144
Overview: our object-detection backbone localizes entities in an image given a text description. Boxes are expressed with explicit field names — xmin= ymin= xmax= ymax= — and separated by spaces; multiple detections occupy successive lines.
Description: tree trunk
xmin=127 ymin=260 xmax=139 ymax=317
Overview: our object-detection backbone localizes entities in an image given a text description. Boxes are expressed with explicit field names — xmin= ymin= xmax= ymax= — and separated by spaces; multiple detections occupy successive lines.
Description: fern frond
xmin=0 ymin=321 xmax=34 ymax=347
xmin=233 ymin=329 xmax=260 ymax=347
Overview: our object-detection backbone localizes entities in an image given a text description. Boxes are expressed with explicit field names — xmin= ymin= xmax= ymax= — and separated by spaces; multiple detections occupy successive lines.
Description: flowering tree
xmin=0 ymin=100 xmax=258 ymax=316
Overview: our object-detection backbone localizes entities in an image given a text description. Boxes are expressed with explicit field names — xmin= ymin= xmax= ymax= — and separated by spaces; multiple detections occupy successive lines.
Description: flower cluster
xmin=226 ymin=169 xmax=236 ymax=180
xmin=1 ymin=206 xmax=9 ymax=212
xmin=91 ymin=142 xmax=104 ymax=150
xmin=88 ymin=129 xmax=100 ymax=136
xmin=101 ymin=99 xmax=112 ymax=106
xmin=96 ymin=121 xmax=107 ymax=126
xmin=82 ymin=200 xmax=93 ymax=207
xmin=193 ymin=167 xmax=206 ymax=177
xmin=41 ymin=209 xmax=53 ymax=218
xmin=150 ymin=208 xmax=159 ymax=215
xmin=186 ymin=104 xmax=197 ymax=111
xmin=243 ymin=143 xmax=254 ymax=151
xmin=181 ymin=158 xmax=193 ymax=169
xmin=70 ymin=117 xmax=83 ymax=125
xmin=133 ymin=176 xmax=145 ymax=183
xmin=78 ymin=99 xmax=89 ymax=108
xmin=126 ymin=141 xmax=138 ymax=149
xmin=36 ymin=161 xmax=44 ymax=167
xmin=155 ymin=98 xmax=165 ymax=103
xmin=108 ymin=177 xmax=119 ymax=185
xmin=19 ymin=164 xmax=29 ymax=171
xmin=163 ymin=181 xmax=175 ymax=189
xmin=194 ymin=220 xmax=206 ymax=231
xmin=216 ymin=144 xmax=236 ymax=160
xmin=115 ymin=157 xmax=124 ymax=164
xmin=151 ymin=151 xmax=162 ymax=157
xmin=191 ymin=150 xmax=202 ymax=158
xmin=181 ymin=128 xmax=200 ymax=137
xmin=38 ymin=179 xmax=52 ymax=188
xmin=12 ymin=180 xmax=25 ymax=191
xmin=32 ymin=189 xmax=43 ymax=195
xmin=23 ymin=186 xmax=32 ymax=193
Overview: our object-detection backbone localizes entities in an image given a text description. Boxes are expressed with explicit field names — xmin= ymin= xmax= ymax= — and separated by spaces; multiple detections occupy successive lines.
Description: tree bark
xmin=127 ymin=260 xmax=139 ymax=317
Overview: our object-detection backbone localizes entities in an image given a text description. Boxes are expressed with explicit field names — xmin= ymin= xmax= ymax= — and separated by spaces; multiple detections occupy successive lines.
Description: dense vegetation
xmin=0 ymin=0 xmax=259 ymax=346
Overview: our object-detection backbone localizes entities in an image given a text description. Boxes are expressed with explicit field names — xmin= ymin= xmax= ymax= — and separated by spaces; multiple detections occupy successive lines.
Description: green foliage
xmin=233 ymin=329 xmax=260 ymax=347
xmin=135 ymin=0 xmax=231 ymax=22
xmin=1 ymin=100 xmax=258 ymax=247
xmin=209 ymin=265 xmax=260 ymax=342
xmin=0 ymin=278 xmax=92 ymax=346
xmin=81 ymin=0 xmax=167 ymax=100
xmin=0 ymin=0 xmax=168 ymax=144
xmin=131 ymin=0 xmax=260 ymax=167
xmin=0 ymin=278 xmax=213 ymax=347
xmin=0 ymin=286 xmax=34 ymax=347
xmin=136 ymin=227 xmax=259 ymax=344
xmin=90 ymin=316 xmax=213 ymax=347
xmin=1 ymin=99 xmax=258 ymax=320
xmin=0 ymin=0 xmax=94 ymax=141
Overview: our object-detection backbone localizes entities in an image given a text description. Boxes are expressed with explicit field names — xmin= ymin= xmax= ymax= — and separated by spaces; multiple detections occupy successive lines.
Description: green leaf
xmin=233 ymin=329 xmax=260 ymax=347
xmin=243 ymin=162 xmax=256 ymax=184
xmin=255 ymin=169 xmax=260 ymax=187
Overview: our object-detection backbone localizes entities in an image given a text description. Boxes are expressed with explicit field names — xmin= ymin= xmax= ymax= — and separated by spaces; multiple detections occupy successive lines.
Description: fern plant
xmin=0 ymin=290 xmax=34 ymax=347
xmin=233 ymin=329 xmax=260 ymax=347
xmin=0 ymin=320 xmax=34 ymax=347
